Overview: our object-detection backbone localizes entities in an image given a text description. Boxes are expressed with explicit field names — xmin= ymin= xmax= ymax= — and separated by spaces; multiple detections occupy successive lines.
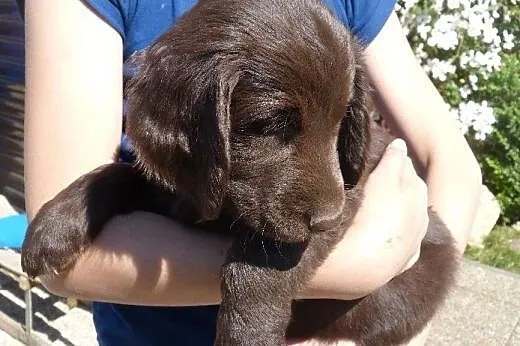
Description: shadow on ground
xmin=0 ymin=270 xmax=84 ymax=345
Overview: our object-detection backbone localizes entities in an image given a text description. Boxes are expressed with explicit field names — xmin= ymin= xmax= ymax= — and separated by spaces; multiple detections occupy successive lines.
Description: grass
xmin=464 ymin=226 xmax=520 ymax=274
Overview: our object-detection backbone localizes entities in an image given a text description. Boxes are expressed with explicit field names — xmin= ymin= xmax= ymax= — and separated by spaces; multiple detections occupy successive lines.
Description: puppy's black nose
xmin=309 ymin=212 xmax=343 ymax=232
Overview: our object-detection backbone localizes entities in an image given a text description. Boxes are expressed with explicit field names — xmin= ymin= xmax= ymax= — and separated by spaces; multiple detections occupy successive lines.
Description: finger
xmin=386 ymin=138 xmax=408 ymax=157
xmin=401 ymin=156 xmax=416 ymax=183
xmin=372 ymin=138 xmax=408 ymax=179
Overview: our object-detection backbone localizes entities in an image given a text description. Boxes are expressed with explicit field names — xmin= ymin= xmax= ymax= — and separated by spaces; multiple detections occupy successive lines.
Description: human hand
xmin=354 ymin=138 xmax=428 ymax=272
xmin=306 ymin=138 xmax=429 ymax=300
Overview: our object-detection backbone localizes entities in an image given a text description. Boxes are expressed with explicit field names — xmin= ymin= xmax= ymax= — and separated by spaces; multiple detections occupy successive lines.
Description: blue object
xmin=85 ymin=0 xmax=396 ymax=60
xmin=93 ymin=303 xmax=219 ymax=346
xmin=0 ymin=213 xmax=28 ymax=249
xmin=68 ymin=0 xmax=398 ymax=344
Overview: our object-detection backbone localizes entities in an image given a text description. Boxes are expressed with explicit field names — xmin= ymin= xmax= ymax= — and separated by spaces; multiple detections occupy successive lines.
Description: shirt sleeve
xmin=82 ymin=0 xmax=128 ymax=39
xmin=82 ymin=1 xmax=193 ymax=59
xmin=343 ymin=0 xmax=397 ymax=46
xmin=84 ymin=0 xmax=396 ymax=55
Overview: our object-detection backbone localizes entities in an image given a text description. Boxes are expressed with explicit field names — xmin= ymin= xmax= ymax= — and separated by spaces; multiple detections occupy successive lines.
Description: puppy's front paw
xmin=21 ymin=194 xmax=91 ymax=278
xmin=21 ymin=163 xmax=143 ymax=278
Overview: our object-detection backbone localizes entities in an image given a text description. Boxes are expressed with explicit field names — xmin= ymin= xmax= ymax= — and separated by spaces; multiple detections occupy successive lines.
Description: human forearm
xmin=38 ymin=139 xmax=430 ymax=306
xmin=365 ymin=12 xmax=482 ymax=254
xmin=40 ymin=210 xmax=377 ymax=305
xmin=422 ymin=141 xmax=482 ymax=254
xmin=376 ymin=88 xmax=482 ymax=253
xmin=40 ymin=211 xmax=230 ymax=306
xmin=371 ymin=61 xmax=482 ymax=255
xmin=375 ymin=93 xmax=482 ymax=255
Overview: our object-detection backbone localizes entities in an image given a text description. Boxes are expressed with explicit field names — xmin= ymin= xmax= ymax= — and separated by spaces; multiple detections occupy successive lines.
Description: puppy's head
xmin=126 ymin=0 xmax=370 ymax=242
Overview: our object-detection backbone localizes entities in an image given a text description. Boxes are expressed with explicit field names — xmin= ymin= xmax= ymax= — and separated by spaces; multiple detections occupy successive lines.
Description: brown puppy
xmin=22 ymin=0 xmax=459 ymax=345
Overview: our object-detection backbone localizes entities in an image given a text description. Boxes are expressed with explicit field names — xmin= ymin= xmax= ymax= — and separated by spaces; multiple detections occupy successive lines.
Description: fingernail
xmin=388 ymin=138 xmax=407 ymax=153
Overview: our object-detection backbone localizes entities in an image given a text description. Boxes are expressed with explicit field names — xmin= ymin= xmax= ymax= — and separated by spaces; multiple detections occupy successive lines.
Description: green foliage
xmin=469 ymin=53 xmax=520 ymax=224
xmin=465 ymin=226 xmax=520 ymax=273
xmin=397 ymin=0 xmax=520 ymax=223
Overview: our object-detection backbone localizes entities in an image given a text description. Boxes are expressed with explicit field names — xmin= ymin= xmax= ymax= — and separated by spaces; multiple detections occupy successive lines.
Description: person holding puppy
xmin=22 ymin=0 xmax=481 ymax=345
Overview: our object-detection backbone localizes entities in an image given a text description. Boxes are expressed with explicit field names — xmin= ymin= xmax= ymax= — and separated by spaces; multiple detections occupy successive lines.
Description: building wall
xmin=0 ymin=0 xmax=25 ymax=211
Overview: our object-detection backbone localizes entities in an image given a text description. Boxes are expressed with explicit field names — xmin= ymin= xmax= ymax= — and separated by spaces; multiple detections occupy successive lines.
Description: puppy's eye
xmin=243 ymin=108 xmax=301 ymax=142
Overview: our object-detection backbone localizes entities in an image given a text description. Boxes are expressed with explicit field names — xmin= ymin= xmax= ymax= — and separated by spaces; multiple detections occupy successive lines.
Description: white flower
xmin=414 ymin=43 xmax=428 ymax=60
xmin=468 ymin=74 xmax=479 ymax=91
xmin=403 ymin=0 xmax=420 ymax=9
xmin=458 ymin=101 xmax=478 ymax=128
xmin=396 ymin=0 xmax=503 ymax=141
xmin=456 ymin=101 xmax=496 ymax=140
xmin=474 ymin=50 xmax=502 ymax=72
xmin=417 ymin=23 xmax=431 ymax=40
xmin=492 ymin=34 xmax=502 ymax=48
xmin=482 ymin=26 xmax=499 ymax=44
xmin=427 ymin=31 xmax=459 ymax=50
xmin=475 ymin=132 xmax=488 ymax=141
xmin=427 ymin=15 xmax=459 ymax=50
xmin=447 ymin=0 xmax=461 ymax=9
xmin=460 ymin=86 xmax=472 ymax=99
xmin=469 ymin=74 xmax=478 ymax=86
xmin=467 ymin=17 xmax=483 ymax=38
xmin=428 ymin=58 xmax=456 ymax=81
xmin=503 ymin=30 xmax=515 ymax=50
xmin=433 ymin=0 xmax=444 ymax=11
xmin=460 ymin=0 xmax=473 ymax=9
xmin=488 ymin=51 xmax=502 ymax=71
xmin=460 ymin=50 xmax=473 ymax=68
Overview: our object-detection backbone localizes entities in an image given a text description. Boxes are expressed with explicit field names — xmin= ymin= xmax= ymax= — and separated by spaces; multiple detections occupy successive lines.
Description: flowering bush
xmin=395 ymin=0 xmax=518 ymax=141
xmin=396 ymin=0 xmax=520 ymax=223
xmin=470 ymin=54 xmax=520 ymax=224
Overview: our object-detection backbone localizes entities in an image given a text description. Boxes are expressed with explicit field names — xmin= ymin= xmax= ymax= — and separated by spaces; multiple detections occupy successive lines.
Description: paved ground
xmin=428 ymin=260 xmax=520 ymax=346
xmin=0 ymin=249 xmax=518 ymax=345
xmin=0 ymin=249 xmax=95 ymax=346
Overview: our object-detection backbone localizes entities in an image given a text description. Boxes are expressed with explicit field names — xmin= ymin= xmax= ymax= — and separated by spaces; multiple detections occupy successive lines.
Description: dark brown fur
xmin=21 ymin=0 xmax=459 ymax=345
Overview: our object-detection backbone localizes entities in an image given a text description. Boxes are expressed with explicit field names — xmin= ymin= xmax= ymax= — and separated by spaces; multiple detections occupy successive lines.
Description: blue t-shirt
xmin=83 ymin=0 xmax=396 ymax=345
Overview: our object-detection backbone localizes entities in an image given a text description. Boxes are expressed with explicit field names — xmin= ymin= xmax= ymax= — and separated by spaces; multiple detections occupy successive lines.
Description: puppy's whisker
xmin=229 ymin=211 xmax=248 ymax=231
xmin=272 ymin=223 xmax=290 ymax=264
xmin=282 ymin=113 xmax=288 ymax=140
xmin=241 ymin=230 xmax=256 ymax=255
xmin=275 ymin=240 xmax=289 ymax=265
xmin=260 ymin=222 xmax=269 ymax=267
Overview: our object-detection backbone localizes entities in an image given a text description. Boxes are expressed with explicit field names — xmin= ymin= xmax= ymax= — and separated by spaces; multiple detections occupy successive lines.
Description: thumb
xmin=386 ymin=138 xmax=408 ymax=155
xmin=373 ymin=138 xmax=408 ymax=175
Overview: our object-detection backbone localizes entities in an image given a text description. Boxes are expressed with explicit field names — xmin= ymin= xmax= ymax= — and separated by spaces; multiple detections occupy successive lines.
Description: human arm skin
xmin=37 ymin=139 xmax=425 ymax=306
xmin=25 ymin=0 xmax=429 ymax=305
xmin=364 ymin=12 xmax=482 ymax=255
xmin=303 ymin=12 xmax=483 ymax=346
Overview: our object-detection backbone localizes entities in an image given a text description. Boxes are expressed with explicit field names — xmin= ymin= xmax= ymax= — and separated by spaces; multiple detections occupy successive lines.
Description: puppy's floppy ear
xmin=125 ymin=42 xmax=240 ymax=220
xmin=338 ymin=53 xmax=371 ymax=186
